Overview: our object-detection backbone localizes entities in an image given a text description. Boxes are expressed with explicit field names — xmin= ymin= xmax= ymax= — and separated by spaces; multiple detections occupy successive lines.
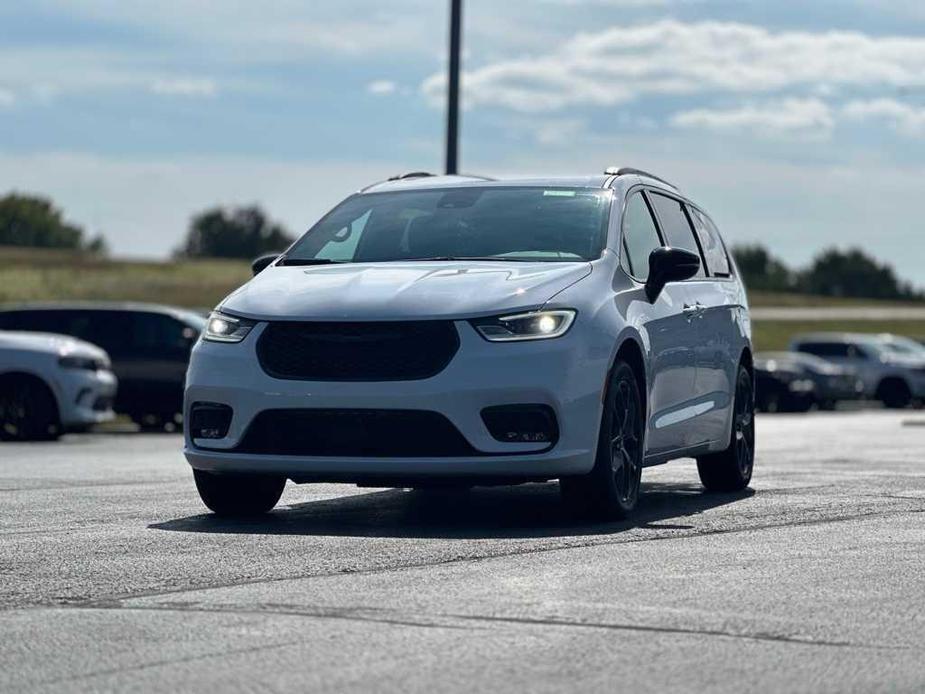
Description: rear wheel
xmin=560 ymin=360 xmax=643 ymax=520
xmin=876 ymin=378 xmax=912 ymax=409
xmin=0 ymin=375 xmax=61 ymax=442
xmin=697 ymin=364 xmax=754 ymax=492
xmin=193 ymin=469 xmax=286 ymax=516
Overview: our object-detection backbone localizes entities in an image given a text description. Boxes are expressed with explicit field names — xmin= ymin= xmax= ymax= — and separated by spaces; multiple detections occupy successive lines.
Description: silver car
xmin=791 ymin=332 xmax=925 ymax=408
xmin=184 ymin=169 xmax=755 ymax=519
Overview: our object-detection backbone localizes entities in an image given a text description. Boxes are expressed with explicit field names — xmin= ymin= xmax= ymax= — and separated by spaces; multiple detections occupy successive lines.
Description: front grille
xmin=233 ymin=409 xmax=478 ymax=457
xmin=257 ymin=320 xmax=459 ymax=381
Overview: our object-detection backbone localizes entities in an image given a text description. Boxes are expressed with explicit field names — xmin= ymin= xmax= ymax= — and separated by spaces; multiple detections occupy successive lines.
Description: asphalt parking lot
xmin=1 ymin=411 xmax=924 ymax=693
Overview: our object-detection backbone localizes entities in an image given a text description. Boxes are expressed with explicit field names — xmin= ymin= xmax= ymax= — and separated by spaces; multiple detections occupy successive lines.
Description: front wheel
xmin=697 ymin=364 xmax=755 ymax=492
xmin=0 ymin=375 xmax=61 ymax=442
xmin=560 ymin=360 xmax=643 ymax=520
xmin=193 ymin=469 xmax=286 ymax=516
xmin=877 ymin=378 xmax=912 ymax=409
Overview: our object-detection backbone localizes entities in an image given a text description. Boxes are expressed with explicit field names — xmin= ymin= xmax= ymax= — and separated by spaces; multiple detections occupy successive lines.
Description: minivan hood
xmin=220 ymin=261 xmax=593 ymax=321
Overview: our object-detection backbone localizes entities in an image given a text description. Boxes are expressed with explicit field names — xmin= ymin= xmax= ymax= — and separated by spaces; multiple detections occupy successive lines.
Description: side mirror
xmin=645 ymin=247 xmax=701 ymax=302
xmin=251 ymin=254 xmax=279 ymax=276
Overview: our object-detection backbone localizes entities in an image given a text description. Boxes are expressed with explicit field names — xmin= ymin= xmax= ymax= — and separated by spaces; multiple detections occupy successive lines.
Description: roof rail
xmin=604 ymin=166 xmax=677 ymax=190
xmin=386 ymin=171 xmax=435 ymax=181
xmin=359 ymin=171 xmax=495 ymax=192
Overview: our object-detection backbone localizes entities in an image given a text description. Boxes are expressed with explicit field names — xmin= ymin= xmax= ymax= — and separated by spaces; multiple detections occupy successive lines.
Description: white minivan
xmin=185 ymin=169 xmax=755 ymax=519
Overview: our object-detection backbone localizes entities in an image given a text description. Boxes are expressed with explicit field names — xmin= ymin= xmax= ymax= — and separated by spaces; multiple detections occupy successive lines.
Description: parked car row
xmin=0 ymin=303 xmax=205 ymax=439
xmin=755 ymin=332 xmax=925 ymax=412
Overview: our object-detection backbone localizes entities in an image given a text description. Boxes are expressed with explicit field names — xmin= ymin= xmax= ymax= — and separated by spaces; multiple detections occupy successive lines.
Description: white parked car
xmin=0 ymin=331 xmax=117 ymax=440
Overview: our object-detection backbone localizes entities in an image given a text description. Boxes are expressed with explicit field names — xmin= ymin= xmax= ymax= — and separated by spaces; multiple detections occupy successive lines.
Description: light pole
xmin=445 ymin=0 xmax=462 ymax=175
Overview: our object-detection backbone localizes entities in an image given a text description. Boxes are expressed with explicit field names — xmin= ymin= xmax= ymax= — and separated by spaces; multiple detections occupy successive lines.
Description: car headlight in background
xmin=204 ymin=312 xmax=257 ymax=343
xmin=471 ymin=309 xmax=576 ymax=342
xmin=58 ymin=355 xmax=106 ymax=371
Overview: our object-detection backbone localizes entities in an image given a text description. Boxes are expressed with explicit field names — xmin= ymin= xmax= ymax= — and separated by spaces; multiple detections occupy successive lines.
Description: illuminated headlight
xmin=470 ymin=310 xmax=576 ymax=342
xmin=204 ymin=311 xmax=257 ymax=343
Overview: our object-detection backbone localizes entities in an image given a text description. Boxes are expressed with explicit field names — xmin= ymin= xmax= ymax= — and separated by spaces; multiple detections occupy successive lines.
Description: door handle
xmin=683 ymin=302 xmax=705 ymax=320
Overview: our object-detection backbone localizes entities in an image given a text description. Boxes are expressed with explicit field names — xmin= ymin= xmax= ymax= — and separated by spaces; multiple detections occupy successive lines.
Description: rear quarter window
xmin=688 ymin=207 xmax=731 ymax=277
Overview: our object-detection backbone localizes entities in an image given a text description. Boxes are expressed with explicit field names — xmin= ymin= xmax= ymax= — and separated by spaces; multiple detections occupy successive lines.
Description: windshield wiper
xmin=276 ymin=257 xmax=347 ymax=266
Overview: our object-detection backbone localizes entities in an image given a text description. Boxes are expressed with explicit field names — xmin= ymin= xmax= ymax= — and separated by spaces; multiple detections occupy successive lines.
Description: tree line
xmin=1 ymin=191 xmax=921 ymax=301
xmin=731 ymin=244 xmax=923 ymax=301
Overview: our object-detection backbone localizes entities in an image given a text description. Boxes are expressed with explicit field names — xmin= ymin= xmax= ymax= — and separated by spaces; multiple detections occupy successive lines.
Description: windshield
xmin=284 ymin=186 xmax=611 ymax=264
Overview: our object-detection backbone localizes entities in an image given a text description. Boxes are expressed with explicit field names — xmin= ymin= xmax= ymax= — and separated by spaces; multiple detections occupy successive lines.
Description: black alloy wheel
xmin=697 ymin=364 xmax=755 ymax=492
xmin=560 ymin=360 xmax=644 ymax=519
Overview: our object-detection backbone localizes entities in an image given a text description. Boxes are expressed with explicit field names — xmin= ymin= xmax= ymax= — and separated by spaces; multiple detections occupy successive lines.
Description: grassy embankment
xmin=2 ymin=246 xmax=923 ymax=350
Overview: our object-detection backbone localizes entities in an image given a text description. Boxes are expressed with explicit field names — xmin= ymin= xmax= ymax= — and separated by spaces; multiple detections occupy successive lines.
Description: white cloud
xmin=843 ymin=98 xmax=925 ymax=137
xmin=367 ymin=80 xmax=397 ymax=96
xmin=671 ymin=98 xmax=834 ymax=136
xmin=0 ymin=88 xmax=15 ymax=108
xmin=150 ymin=78 xmax=217 ymax=98
xmin=0 ymin=152 xmax=402 ymax=258
xmin=423 ymin=20 xmax=925 ymax=113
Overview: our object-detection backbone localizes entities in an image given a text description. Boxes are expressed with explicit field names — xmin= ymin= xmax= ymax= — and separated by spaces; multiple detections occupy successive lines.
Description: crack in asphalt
xmin=68 ymin=601 xmax=897 ymax=652
xmin=21 ymin=635 xmax=320 ymax=689
xmin=44 ymin=502 xmax=922 ymax=612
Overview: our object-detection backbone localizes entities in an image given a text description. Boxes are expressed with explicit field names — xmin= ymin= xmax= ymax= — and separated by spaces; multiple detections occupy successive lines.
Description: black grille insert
xmin=233 ymin=409 xmax=477 ymax=457
xmin=257 ymin=320 xmax=459 ymax=381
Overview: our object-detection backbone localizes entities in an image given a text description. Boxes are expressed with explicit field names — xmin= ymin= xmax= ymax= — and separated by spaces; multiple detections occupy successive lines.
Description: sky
xmin=2 ymin=0 xmax=925 ymax=286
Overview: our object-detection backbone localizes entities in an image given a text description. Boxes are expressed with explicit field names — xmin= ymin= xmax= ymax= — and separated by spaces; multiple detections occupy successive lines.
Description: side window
xmin=620 ymin=193 xmax=662 ymax=281
xmin=647 ymin=193 xmax=706 ymax=278
xmin=82 ymin=311 xmax=132 ymax=358
xmin=797 ymin=342 xmax=850 ymax=358
xmin=315 ymin=210 xmax=371 ymax=261
xmin=847 ymin=343 xmax=869 ymax=360
xmin=132 ymin=313 xmax=190 ymax=356
xmin=688 ymin=207 xmax=731 ymax=277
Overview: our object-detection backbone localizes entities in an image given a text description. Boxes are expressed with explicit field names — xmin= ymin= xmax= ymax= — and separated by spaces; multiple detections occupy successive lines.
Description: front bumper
xmin=183 ymin=320 xmax=606 ymax=481
xmin=55 ymin=368 xmax=118 ymax=427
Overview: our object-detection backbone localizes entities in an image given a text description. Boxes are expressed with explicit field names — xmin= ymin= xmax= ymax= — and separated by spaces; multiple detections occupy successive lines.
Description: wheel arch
xmin=0 ymin=370 xmax=62 ymax=422
xmin=613 ymin=335 xmax=648 ymax=424
xmin=739 ymin=346 xmax=754 ymax=378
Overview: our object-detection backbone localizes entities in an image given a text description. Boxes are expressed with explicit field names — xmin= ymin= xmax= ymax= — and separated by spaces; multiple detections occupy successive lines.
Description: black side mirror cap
xmin=251 ymin=254 xmax=279 ymax=276
xmin=645 ymin=247 xmax=701 ymax=302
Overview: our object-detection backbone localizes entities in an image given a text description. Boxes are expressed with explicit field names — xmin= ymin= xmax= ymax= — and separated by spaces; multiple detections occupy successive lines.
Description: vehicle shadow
xmin=150 ymin=481 xmax=754 ymax=540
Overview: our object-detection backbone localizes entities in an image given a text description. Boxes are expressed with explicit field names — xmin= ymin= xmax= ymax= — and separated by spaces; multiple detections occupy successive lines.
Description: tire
xmin=697 ymin=364 xmax=755 ymax=492
xmin=876 ymin=378 xmax=912 ymax=409
xmin=193 ymin=469 xmax=286 ymax=516
xmin=0 ymin=374 xmax=61 ymax=442
xmin=559 ymin=360 xmax=643 ymax=520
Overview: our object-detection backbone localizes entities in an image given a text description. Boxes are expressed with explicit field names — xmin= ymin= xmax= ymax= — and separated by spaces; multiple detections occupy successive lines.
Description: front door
xmin=644 ymin=282 xmax=700 ymax=456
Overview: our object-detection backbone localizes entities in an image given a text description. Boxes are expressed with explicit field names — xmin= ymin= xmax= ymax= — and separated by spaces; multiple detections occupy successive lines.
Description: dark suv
xmin=0 ymin=303 xmax=205 ymax=429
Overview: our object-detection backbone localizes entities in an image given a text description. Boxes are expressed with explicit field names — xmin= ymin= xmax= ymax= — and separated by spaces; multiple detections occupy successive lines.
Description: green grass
xmin=2 ymin=246 xmax=924 ymax=350
xmin=753 ymin=320 xmax=925 ymax=351
xmin=747 ymin=290 xmax=924 ymax=308
xmin=0 ymin=246 xmax=251 ymax=309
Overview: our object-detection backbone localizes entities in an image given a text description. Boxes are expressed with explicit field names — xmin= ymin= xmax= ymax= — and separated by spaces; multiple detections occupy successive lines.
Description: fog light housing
xmin=481 ymin=405 xmax=558 ymax=446
xmin=190 ymin=402 xmax=233 ymax=440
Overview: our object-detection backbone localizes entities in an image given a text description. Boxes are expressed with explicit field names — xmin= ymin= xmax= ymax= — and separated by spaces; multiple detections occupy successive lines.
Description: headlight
xmin=470 ymin=309 xmax=576 ymax=342
xmin=58 ymin=355 xmax=104 ymax=371
xmin=204 ymin=311 xmax=257 ymax=343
